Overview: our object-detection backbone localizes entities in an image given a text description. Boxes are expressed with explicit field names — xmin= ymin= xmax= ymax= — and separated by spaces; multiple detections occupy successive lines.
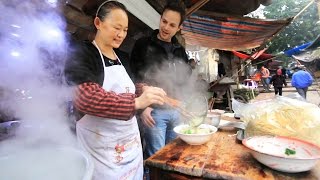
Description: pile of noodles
xmin=240 ymin=97 xmax=320 ymax=146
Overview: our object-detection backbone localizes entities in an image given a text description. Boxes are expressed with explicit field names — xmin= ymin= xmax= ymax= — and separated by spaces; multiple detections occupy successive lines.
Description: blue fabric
xmin=284 ymin=42 xmax=312 ymax=56
xmin=144 ymin=108 xmax=180 ymax=159
xmin=291 ymin=70 xmax=313 ymax=89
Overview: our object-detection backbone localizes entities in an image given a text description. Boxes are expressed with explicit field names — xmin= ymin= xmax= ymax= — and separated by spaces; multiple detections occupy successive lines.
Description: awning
xmin=284 ymin=35 xmax=320 ymax=61
xmin=293 ymin=49 xmax=320 ymax=62
xmin=283 ymin=42 xmax=312 ymax=56
xmin=232 ymin=48 xmax=274 ymax=60
xmin=182 ymin=14 xmax=292 ymax=51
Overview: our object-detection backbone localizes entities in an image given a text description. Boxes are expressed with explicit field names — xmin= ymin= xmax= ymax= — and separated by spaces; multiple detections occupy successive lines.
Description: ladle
xmin=164 ymin=95 xmax=208 ymax=127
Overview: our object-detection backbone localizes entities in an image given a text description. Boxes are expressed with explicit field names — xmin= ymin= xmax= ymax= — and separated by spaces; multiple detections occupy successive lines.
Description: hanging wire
xmin=292 ymin=0 xmax=316 ymax=21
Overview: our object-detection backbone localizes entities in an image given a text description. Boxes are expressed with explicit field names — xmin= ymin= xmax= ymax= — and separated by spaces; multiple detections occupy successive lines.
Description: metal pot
xmin=0 ymin=120 xmax=20 ymax=140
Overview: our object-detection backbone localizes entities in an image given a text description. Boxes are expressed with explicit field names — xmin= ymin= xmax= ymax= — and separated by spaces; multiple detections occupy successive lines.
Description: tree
xmin=262 ymin=0 xmax=319 ymax=54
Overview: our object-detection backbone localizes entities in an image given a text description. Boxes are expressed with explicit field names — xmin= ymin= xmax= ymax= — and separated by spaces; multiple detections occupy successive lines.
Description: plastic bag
xmin=233 ymin=95 xmax=320 ymax=146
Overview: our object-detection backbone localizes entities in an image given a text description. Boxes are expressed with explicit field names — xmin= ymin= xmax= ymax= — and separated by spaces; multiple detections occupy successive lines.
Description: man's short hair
xmin=161 ymin=2 xmax=186 ymax=25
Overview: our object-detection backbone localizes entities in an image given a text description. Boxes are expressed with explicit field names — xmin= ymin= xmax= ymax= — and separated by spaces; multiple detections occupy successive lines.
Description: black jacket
xmin=65 ymin=40 xmax=132 ymax=86
xmin=270 ymin=75 xmax=287 ymax=88
xmin=130 ymin=30 xmax=191 ymax=98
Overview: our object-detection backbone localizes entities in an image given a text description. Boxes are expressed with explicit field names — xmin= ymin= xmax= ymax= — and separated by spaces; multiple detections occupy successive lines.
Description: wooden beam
xmin=317 ymin=0 xmax=320 ymax=21
xmin=186 ymin=0 xmax=209 ymax=17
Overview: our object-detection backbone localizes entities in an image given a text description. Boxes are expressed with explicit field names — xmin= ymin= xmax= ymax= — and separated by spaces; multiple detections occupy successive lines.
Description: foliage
xmin=262 ymin=0 xmax=320 ymax=54
xmin=234 ymin=88 xmax=259 ymax=102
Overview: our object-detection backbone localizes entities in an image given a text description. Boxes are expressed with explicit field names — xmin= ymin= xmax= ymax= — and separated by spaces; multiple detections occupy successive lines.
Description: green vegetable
xmin=180 ymin=127 xmax=211 ymax=134
xmin=285 ymin=148 xmax=296 ymax=156
xmin=184 ymin=129 xmax=193 ymax=134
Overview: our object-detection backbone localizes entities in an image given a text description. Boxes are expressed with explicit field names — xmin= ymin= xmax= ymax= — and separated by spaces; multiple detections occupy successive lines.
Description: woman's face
xmin=158 ymin=10 xmax=181 ymax=42
xmin=95 ymin=8 xmax=128 ymax=48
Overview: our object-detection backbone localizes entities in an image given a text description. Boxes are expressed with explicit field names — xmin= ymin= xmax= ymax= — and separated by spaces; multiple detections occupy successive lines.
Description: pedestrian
xmin=64 ymin=1 xmax=167 ymax=179
xmin=130 ymin=2 xmax=190 ymax=159
xmin=270 ymin=69 xmax=287 ymax=96
xmin=291 ymin=67 xmax=313 ymax=99
xmin=260 ymin=66 xmax=270 ymax=92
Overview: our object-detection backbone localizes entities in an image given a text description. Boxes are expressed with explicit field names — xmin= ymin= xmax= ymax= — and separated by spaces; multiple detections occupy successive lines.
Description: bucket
xmin=0 ymin=147 xmax=93 ymax=180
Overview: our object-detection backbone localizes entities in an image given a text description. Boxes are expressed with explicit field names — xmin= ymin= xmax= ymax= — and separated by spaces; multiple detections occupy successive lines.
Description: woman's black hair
xmin=96 ymin=1 xmax=128 ymax=21
xmin=161 ymin=1 xmax=186 ymax=25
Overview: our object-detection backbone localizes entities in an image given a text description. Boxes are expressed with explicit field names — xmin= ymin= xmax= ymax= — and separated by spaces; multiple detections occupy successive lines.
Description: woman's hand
xmin=135 ymin=86 xmax=166 ymax=110
xmin=140 ymin=107 xmax=155 ymax=128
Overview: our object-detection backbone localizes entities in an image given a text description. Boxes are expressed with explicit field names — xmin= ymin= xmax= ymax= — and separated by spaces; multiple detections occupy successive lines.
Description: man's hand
xmin=140 ymin=107 xmax=155 ymax=128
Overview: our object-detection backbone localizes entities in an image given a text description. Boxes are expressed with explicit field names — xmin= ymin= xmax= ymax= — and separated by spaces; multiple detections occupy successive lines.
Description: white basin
xmin=0 ymin=147 xmax=93 ymax=180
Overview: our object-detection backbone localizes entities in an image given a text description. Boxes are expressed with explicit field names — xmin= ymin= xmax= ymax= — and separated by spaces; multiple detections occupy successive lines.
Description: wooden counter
xmin=145 ymin=119 xmax=320 ymax=180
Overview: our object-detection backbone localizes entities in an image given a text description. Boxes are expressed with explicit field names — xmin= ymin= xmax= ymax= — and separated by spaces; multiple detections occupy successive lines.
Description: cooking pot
xmin=0 ymin=147 xmax=93 ymax=180
xmin=0 ymin=120 xmax=20 ymax=140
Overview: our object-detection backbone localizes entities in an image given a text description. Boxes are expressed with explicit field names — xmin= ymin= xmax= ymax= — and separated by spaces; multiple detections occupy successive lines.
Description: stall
xmin=208 ymin=78 xmax=236 ymax=111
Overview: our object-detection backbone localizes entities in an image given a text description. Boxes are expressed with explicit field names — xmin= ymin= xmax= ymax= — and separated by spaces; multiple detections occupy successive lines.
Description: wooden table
xmin=145 ymin=118 xmax=320 ymax=180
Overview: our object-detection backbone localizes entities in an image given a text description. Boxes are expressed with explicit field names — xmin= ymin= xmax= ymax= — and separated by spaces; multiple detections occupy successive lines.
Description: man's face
xmin=158 ymin=9 xmax=181 ymax=42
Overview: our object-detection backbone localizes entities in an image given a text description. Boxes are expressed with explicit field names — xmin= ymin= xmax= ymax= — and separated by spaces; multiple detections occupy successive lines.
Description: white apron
xmin=76 ymin=41 xmax=143 ymax=180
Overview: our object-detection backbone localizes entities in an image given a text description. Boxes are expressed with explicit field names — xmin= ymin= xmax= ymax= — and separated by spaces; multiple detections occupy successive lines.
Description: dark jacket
xmin=65 ymin=40 xmax=132 ymax=86
xmin=270 ymin=75 xmax=287 ymax=88
xmin=130 ymin=30 xmax=190 ymax=98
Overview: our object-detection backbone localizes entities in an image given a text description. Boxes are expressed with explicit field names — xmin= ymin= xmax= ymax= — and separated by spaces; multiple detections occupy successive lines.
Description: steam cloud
xmin=0 ymin=0 xmax=76 ymax=152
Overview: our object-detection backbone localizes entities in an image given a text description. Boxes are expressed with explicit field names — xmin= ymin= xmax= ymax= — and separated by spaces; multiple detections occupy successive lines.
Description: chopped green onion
xmin=285 ymin=148 xmax=296 ymax=156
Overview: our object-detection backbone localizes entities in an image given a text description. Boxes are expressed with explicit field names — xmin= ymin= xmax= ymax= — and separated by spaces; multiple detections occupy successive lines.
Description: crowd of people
xmin=258 ymin=65 xmax=313 ymax=98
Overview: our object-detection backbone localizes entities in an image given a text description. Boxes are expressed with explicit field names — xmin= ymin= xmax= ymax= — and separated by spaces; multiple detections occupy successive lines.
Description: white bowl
xmin=174 ymin=124 xmax=217 ymax=145
xmin=242 ymin=136 xmax=320 ymax=173
xmin=0 ymin=147 xmax=94 ymax=180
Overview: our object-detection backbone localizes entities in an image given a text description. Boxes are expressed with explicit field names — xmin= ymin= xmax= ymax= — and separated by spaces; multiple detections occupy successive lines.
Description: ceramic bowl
xmin=174 ymin=124 xmax=217 ymax=145
xmin=242 ymin=136 xmax=320 ymax=173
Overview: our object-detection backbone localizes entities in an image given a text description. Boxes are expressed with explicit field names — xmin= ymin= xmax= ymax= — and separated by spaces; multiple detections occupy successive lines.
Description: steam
xmin=142 ymin=54 xmax=208 ymax=110
xmin=0 ymin=0 xmax=76 ymax=151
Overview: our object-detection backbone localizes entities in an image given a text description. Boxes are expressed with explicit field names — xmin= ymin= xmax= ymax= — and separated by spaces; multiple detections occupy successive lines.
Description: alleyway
xmin=253 ymin=78 xmax=320 ymax=106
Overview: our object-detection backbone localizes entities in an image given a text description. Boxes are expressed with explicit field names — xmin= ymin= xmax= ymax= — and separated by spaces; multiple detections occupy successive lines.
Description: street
xmin=254 ymin=79 xmax=320 ymax=106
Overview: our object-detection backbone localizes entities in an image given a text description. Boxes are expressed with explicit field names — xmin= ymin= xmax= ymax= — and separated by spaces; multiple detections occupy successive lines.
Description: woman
xmin=64 ymin=1 xmax=166 ymax=179
xmin=270 ymin=69 xmax=287 ymax=96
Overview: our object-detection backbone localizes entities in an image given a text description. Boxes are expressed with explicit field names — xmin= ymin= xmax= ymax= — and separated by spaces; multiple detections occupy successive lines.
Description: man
xmin=260 ymin=66 xmax=270 ymax=92
xmin=291 ymin=67 xmax=313 ymax=99
xmin=130 ymin=2 xmax=190 ymax=158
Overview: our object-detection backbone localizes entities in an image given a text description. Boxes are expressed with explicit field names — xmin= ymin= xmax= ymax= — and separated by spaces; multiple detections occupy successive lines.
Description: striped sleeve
xmin=135 ymin=83 xmax=147 ymax=97
xmin=74 ymin=82 xmax=136 ymax=120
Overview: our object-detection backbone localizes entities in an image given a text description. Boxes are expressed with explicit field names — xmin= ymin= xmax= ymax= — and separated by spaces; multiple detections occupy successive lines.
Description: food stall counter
xmin=145 ymin=118 xmax=320 ymax=180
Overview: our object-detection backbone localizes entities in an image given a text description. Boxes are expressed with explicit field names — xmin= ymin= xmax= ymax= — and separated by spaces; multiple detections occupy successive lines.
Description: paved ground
xmin=253 ymin=79 xmax=320 ymax=106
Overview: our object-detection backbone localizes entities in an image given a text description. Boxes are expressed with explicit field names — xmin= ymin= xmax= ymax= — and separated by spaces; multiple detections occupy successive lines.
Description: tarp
xmin=283 ymin=42 xmax=312 ymax=56
xmin=232 ymin=48 xmax=274 ymax=60
xmin=293 ymin=49 xmax=320 ymax=62
xmin=284 ymin=35 xmax=320 ymax=62
xmin=182 ymin=14 xmax=292 ymax=51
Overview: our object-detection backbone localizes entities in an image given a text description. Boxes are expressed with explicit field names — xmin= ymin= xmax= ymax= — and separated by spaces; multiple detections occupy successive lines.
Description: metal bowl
xmin=0 ymin=147 xmax=93 ymax=180
xmin=206 ymin=113 xmax=221 ymax=127
xmin=0 ymin=120 xmax=20 ymax=140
